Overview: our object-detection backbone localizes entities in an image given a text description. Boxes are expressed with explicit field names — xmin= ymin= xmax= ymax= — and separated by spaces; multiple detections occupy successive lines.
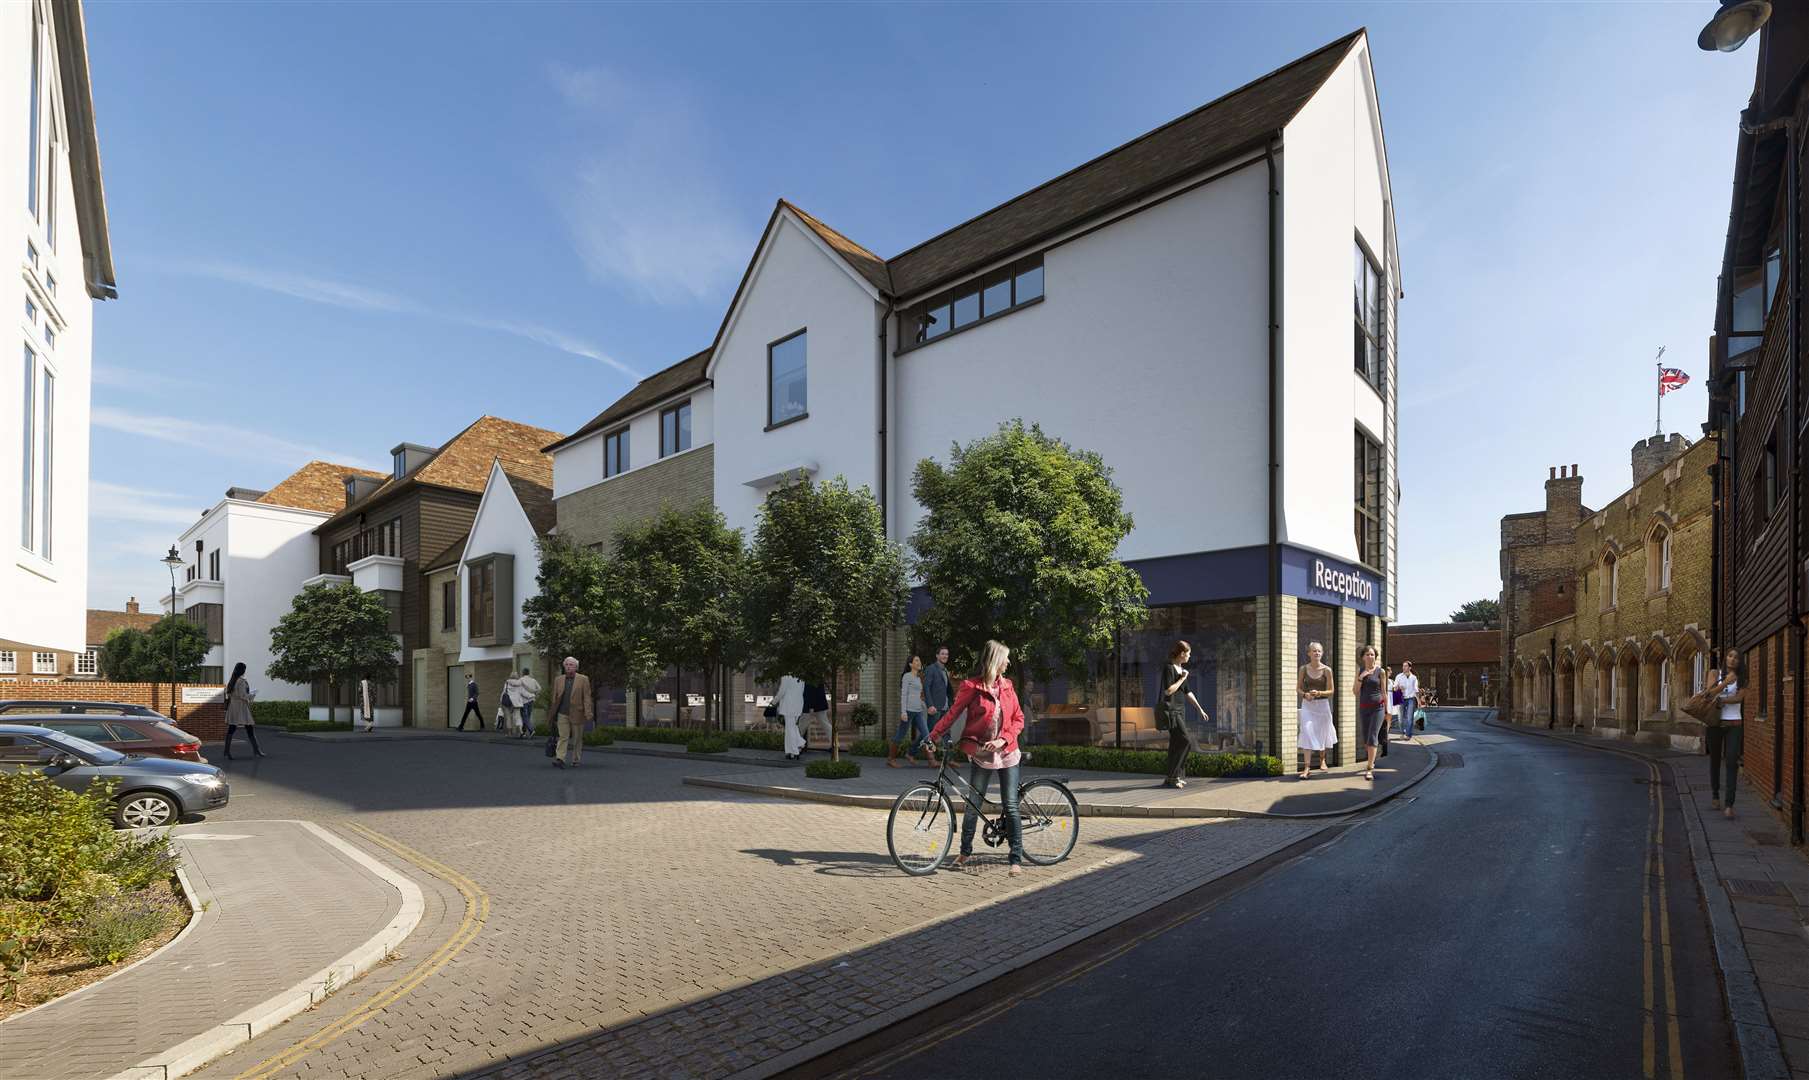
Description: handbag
xmin=1683 ymin=690 xmax=1721 ymax=726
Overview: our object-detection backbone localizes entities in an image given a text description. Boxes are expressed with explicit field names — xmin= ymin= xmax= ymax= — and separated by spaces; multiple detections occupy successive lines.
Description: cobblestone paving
xmin=193 ymin=739 xmax=1324 ymax=1079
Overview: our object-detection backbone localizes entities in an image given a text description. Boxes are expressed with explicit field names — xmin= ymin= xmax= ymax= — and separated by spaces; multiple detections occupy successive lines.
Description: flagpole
xmin=1653 ymin=345 xmax=1668 ymax=438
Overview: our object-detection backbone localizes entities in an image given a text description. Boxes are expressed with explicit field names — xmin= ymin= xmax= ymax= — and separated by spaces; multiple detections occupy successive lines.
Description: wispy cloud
xmin=92 ymin=405 xmax=385 ymax=472
xmin=549 ymin=63 xmax=752 ymax=305
xmin=89 ymin=480 xmax=206 ymax=527
xmin=92 ymin=366 xmax=188 ymax=393
xmin=156 ymin=259 xmax=641 ymax=380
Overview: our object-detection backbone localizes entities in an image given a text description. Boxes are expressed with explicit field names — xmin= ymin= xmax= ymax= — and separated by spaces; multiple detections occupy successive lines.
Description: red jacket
xmin=929 ymin=677 xmax=1025 ymax=757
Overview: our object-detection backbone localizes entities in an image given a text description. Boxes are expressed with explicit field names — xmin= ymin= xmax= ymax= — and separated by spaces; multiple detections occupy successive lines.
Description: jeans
xmin=1707 ymin=725 xmax=1744 ymax=807
xmin=893 ymin=711 xmax=929 ymax=754
xmin=1164 ymin=721 xmax=1200 ymax=784
xmin=521 ymin=701 xmax=535 ymax=734
xmin=959 ymin=763 xmax=1024 ymax=865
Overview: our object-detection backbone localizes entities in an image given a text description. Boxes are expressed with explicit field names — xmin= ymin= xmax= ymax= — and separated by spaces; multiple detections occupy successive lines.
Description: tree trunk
xmin=327 ymin=676 xmax=337 ymax=725
xmin=829 ymin=671 xmax=839 ymax=763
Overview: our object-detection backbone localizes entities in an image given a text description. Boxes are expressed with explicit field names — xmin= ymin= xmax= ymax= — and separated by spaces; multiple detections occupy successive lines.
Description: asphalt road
xmin=852 ymin=712 xmax=1736 ymax=1080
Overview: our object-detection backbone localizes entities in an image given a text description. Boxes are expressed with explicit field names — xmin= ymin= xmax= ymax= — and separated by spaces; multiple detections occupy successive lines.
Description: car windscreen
xmin=33 ymin=729 xmax=127 ymax=765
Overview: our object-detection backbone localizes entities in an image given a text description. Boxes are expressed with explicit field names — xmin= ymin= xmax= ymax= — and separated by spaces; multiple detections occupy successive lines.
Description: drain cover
xmin=1725 ymin=878 xmax=1796 ymax=904
xmin=1439 ymin=753 xmax=1465 ymax=768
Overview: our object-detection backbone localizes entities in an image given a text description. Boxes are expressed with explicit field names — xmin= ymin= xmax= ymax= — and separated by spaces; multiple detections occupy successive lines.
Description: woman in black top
xmin=1159 ymin=641 xmax=1211 ymax=789
xmin=1357 ymin=645 xmax=1385 ymax=781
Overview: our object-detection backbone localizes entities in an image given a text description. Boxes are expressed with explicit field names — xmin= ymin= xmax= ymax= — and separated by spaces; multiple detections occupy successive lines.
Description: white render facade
xmin=458 ymin=459 xmax=546 ymax=671
xmin=162 ymin=495 xmax=336 ymax=700
xmin=2 ymin=0 xmax=113 ymax=654
xmin=555 ymin=31 xmax=1400 ymax=760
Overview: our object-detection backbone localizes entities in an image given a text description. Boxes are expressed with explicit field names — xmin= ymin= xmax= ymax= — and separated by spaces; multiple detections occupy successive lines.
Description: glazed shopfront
xmin=990 ymin=545 xmax=1386 ymax=765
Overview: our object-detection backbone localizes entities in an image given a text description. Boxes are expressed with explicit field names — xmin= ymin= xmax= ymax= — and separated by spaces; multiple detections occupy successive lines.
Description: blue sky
xmin=83 ymin=2 xmax=1753 ymax=622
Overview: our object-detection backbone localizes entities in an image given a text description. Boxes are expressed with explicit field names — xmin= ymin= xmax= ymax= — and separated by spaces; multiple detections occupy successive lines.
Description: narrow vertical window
xmin=40 ymin=366 xmax=52 ymax=559
xmin=45 ymin=100 xmax=57 ymax=249
xmin=660 ymin=400 xmax=692 ymax=457
xmin=20 ymin=346 xmax=33 ymax=551
xmin=26 ymin=5 xmax=40 ymax=218
xmin=767 ymin=330 xmax=807 ymax=427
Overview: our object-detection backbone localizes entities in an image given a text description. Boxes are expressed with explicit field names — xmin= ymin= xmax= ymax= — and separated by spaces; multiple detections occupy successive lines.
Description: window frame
xmin=896 ymin=254 xmax=1046 ymax=355
xmin=441 ymin=578 xmax=457 ymax=632
xmin=602 ymin=426 xmax=629 ymax=478
xmin=0 ymin=651 xmax=15 ymax=674
xmin=1353 ymin=237 xmax=1386 ymax=392
xmin=467 ymin=561 xmax=495 ymax=640
xmin=1353 ymin=428 xmax=1384 ymax=572
xmin=766 ymin=328 xmax=809 ymax=430
xmin=31 ymin=651 xmax=56 ymax=675
xmin=75 ymin=649 xmax=96 ymax=676
xmin=20 ymin=345 xmax=34 ymax=552
xmin=660 ymin=399 xmax=693 ymax=458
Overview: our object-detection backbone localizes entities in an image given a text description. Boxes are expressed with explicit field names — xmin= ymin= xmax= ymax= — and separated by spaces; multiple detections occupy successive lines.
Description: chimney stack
xmin=1545 ymin=463 xmax=1586 ymax=535
xmin=125 ymin=597 xmax=139 ymax=614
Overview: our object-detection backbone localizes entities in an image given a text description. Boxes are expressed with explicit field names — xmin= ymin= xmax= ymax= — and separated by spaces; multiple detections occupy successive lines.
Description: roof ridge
xmin=884 ymin=28 xmax=1364 ymax=268
xmin=778 ymin=199 xmax=893 ymax=294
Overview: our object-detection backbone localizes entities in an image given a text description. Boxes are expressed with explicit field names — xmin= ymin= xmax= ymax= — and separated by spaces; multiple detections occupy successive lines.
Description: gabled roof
xmin=505 ymin=470 xmax=557 ymax=537
xmin=781 ymin=200 xmax=891 ymax=295
xmin=86 ymin=606 xmax=159 ymax=644
xmin=49 ymin=0 xmax=115 ymax=299
xmin=885 ymin=29 xmax=1362 ymax=300
xmin=257 ymin=461 xmax=388 ymax=514
xmin=317 ymin=416 xmax=562 ymax=532
xmin=544 ymin=348 xmax=710 ymax=453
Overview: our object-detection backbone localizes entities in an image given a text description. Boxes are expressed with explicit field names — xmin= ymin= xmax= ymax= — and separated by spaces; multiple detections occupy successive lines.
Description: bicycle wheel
xmin=888 ymin=784 xmax=956 ymax=876
xmin=1017 ymin=779 xmax=1079 ymax=865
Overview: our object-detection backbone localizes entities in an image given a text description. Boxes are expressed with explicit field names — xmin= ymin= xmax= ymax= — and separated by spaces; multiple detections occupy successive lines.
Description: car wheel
xmin=115 ymin=791 xmax=179 ymax=829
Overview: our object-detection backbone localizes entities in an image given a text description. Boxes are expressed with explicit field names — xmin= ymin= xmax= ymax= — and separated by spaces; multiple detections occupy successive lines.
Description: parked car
xmin=0 ymin=701 xmax=206 ymax=762
xmin=0 ymin=723 xmax=229 ymax=828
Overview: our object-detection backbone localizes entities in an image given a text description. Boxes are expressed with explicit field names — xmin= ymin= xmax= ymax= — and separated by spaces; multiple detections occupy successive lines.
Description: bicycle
xmin=886 ymin=737 xmax=1079 ymax=875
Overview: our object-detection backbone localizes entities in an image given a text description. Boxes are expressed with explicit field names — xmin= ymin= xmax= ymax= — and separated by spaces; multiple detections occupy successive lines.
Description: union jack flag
xmin=1658 ymin=367 xmax=1690 ymax=395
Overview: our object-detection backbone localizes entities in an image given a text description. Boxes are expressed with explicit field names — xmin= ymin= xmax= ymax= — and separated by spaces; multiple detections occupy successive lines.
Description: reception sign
xmin=1280 ymin=546 xmax=1384 ymax=617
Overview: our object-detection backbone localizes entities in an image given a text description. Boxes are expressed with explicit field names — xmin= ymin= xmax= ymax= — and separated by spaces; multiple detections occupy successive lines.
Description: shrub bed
xmin=1021 ymin=745 xmax=1281 ymax=779
xmin=685 ymin=736 xmax=728 ymax=754
xmin=0 ymin=772 xmax=185 ymax=1014
xmin=248 ymin=700 xmax=310 ymax=726
xmin=582 ymin=729 xmax=615 ymax=747
xmin=804 ymin=759 xmax=860 ymax=780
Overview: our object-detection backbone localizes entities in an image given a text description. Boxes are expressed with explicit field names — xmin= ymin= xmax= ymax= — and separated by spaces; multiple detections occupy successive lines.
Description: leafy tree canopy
xmin=1449 ymin=598 xmax=1501 ymax=624
xmin=611 ymin=505 xmax=747 ymax=720
xmin=910 ymin=419 xmax=1148 ymax=684
xmin=521 ymin=535 xmax=633 ymax=684
xmin=98 ymin=618 xmax=208 ymax=683
xmin=266 ymin=583 xmax=398 ymax=721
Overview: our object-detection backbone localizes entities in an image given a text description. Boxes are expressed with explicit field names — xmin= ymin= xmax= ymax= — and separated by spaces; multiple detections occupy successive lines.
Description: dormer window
xmin=393 ymin=452 xmax=405 ymax=479
xmin=345 ymin=478 xmax=357 ymax=502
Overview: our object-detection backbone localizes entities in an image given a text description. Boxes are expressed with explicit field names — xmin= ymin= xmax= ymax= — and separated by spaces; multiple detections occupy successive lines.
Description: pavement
xmin=0 ymin=819 xmax=410 ymax=1080
xmin=170 ymin=737 xmax=1339 ymax=1080
xmin=1494 ymin=715 xmax=1809 ymax=1080
xmin=682 ymin=735 xmax=1436 ymax=818
xmin=850 ymin=708 xmax=1740 ymax=1080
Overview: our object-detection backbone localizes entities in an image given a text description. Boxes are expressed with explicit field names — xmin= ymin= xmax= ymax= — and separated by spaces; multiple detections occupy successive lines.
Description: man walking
xmin=517 ymin=666 xmax=542 ymax=738
xmin=550 ymin=656 xmax=594 ymax=768
xmin=358 ymin=677 xmax=376 ymax=733
xmin=1392 ymin=662 xmax=1419 ymax=740
xmin=924 ymin=646 xmax=953 ymax=729
xmin=456 ymin=673 xmax=484 ymax=731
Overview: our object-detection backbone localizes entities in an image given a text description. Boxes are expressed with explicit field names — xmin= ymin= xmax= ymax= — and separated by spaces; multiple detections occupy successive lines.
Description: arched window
xmin=1647 ymin=525 xmax=1673 ymax=593
xmin=1658 ymin=658 xmax=1670 ymax=712
xmin=1601 ymin=552 xmax=1619 ymax=611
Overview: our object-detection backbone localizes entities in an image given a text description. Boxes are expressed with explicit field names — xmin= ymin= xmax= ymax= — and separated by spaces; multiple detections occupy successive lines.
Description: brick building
xmin=1500 ymin=435 xmax=1714 ymax=749
xmin=1383 ymin=622 xmax=1498 ymax=706
xmin=0 ymin=599 xmax=160 ymax=683
xmin=1707 ymin=7 xmax=1809 ymax=842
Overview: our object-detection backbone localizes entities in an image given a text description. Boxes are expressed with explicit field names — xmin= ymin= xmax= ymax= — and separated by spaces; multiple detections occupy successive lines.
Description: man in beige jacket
xmin=550 ymin=656 xmax=595 ymax=768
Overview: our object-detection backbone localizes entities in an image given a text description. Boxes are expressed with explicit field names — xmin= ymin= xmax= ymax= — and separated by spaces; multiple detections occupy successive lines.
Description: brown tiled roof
xmin=544 ymin=349 xmax=710 ymax=453
xmin=258 ymin=461 xmax=388 ymax=514
xmin=1384 ymin=623 xmax=1501 ymax=666
xmin=424 ymin=531 xmax=469 ymax=573
xmin=505 ymin=472 xmax=557 ymax=537
xmin=318 ymin=416 xmax=563 ymax=532
xmin=885 ymin=30 xmax=1362 ymax=299
xmin=86 ymin=607 xmax=160 ymax=646
xmin=782 ymin=201 xmax=892 ymax=295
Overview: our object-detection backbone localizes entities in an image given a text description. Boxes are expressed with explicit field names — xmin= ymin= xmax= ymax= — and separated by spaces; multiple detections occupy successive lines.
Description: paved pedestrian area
xmin=684 ymin=737 xmax=1435 ymax=819
xmin=0 ymin=820 xmax=401 ymax=1080
xmin=185 ymin=740 xmax=1328 ymax=1080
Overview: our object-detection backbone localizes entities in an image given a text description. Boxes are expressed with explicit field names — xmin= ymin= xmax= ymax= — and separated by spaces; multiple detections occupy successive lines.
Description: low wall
xmin=0 ymin=681 xmax=227 ymax=740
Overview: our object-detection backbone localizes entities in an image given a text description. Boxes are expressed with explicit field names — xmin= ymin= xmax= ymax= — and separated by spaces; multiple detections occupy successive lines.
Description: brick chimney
xmin=1632 ymin=433 xmax=1691 ymax=485
xmin=125 ymin=597 xmax=139 ymax=614
xmin=1545 ymin=464 xmax=1585 ymax=535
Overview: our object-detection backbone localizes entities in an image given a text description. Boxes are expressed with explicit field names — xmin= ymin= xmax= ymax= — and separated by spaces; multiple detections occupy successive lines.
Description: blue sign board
xmin=1280 ymin=545 xmax=1384 ymax=617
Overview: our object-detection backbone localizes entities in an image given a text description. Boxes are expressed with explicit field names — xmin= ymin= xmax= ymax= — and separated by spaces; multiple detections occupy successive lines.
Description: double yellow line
xmin=233 ymin=822 xmax=489 ymax=1080
xmin=1642 ymin=760 xmax=1685 ymax=1080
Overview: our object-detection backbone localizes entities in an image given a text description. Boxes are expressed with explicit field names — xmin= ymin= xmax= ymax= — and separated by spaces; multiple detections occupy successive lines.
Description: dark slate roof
xmin=885 ymin=29 xmax=1363 ymax=299
xmin=424 ymin=531 xmax=469 ymax=573
xmin=544 ymin=348 xmax=711 ymax=453
xmin=783 ymin=201 xmax=892 ymax=294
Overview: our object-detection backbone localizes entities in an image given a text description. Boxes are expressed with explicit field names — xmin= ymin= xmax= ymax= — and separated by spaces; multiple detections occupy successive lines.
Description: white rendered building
xmin=456 ymin=457 xmax=554 ymax=672
xmin=162 ymin=462 xmax=385 ymax=700
xmin=556 ymin=31 xmax=1400 ymax=761
xmin=2 ymin=0 xmax=114 ymax=654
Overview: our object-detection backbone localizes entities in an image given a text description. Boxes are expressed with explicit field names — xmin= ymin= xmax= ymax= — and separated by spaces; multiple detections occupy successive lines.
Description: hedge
xmin=249 ymin=700 xmax=310 ymax=725
xmin=1020 ymin=745 xmax=1281 ymax=778
xmin=804 ymin=759 xmax=860 ymax=780
xmin=686 ymin=736 xmax=728 ymax=754
xmin=582 ymin=729 xmax=615 ymax=747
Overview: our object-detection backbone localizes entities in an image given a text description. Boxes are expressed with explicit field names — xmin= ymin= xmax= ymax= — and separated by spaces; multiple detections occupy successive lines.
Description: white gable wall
xmin=218 ymin=500 xmax=327 ymax=698
xmin=712 ymin=214 xmax=883 ymax=536
xmin=460 ymin=460 xmax=542 ymax=663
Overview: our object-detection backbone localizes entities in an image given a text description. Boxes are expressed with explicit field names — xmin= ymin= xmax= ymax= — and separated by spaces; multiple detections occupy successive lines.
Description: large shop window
xmin=1024 ymin=601 xmax=1262 ymax=755
xmin=1354 ymin=240 xmax=1385 ymax=391
xmin=768 ymin=330 xmax=807 ymax=428
xmin=1354 ymin=429 xmax=1384 ymax=571
xmin=899 ymin=255 xmax=1044 ymax=352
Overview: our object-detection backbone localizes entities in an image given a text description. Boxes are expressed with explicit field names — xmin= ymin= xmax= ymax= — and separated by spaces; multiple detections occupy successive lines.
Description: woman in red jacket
xmin=929 ymin=639 xmax=1027 ymax=876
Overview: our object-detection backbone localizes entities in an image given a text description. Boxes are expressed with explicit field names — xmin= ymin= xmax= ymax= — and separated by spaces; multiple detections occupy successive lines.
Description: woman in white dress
xmin=1297 ymin=641 xmax=1336 ymax=778
xmin=776 ymin=675 xmax=807 ymax=760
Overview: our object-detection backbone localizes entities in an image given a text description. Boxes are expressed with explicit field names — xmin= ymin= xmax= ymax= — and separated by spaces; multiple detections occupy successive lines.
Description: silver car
xmin=0 ymin=722 xmax=229 ymax=828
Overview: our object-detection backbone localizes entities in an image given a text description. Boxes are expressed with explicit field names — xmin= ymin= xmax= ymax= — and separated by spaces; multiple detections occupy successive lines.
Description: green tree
xmin=266 ymin=583 xmax=398 ymax=724
xmin=910 ymin=420 xmax=1149 ymax=705
xmin=742 ymin=477 xmax=907 ymax=760
xmin=521 ymin=535 xmax=644 ymax=691
xmin=99 ymin=619 xmax=208 ymax=684
xmin=1449 ymin=598 xmax=1501 ymax=624
xmin=98 ymin=627 xmax=154 ymax=682
xmin=610 ymin=505 xmax=747 ymax=730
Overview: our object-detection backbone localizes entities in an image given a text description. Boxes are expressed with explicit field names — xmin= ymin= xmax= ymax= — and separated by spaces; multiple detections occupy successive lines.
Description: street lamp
xmin=1698 ymin=1 xmax=1772 ymax=52
xmin=162 ymin=545 xmax=183 ymax=716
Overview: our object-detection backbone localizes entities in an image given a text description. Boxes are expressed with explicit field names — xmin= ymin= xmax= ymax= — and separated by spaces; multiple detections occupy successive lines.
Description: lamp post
xmin=1697 ymin=1 xmax=1772 ymax=52
xmin=162 ymin=545 xmax=183 ymax=717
